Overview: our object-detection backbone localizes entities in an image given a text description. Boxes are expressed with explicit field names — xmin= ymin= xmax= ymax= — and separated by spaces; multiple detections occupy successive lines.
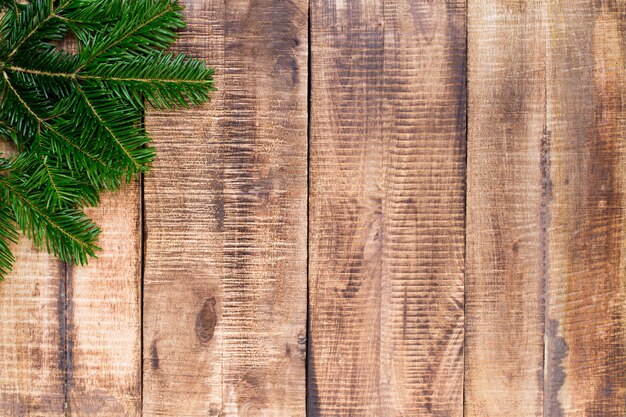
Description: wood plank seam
xmin=61 ymin=263 xmax=70 ymax=417
xmin=139 ymin=170 xmax=146 ymax=415
xmin=306 ymin=0 xmax=313 ymax=413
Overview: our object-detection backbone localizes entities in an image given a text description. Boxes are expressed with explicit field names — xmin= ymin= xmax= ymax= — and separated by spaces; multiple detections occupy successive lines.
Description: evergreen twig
xmin=0 ymin=0 xmax=214 ymax=280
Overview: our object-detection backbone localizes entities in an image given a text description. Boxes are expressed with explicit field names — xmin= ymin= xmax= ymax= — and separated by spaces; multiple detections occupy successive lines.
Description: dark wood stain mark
xmin=306 ymin=342 xmax=320 ymax=417
xmin=539 ymin=128 xmax=566 ymax=417
xmin=210 ymin=179 xmax=225 ymax=232
xmin=275 ymin=55 xmax=300 ymax=85
xmin=539 ymin=127 xmax=553 ymax=308
xmin=195 ymin=297 xmax=217 ymax=343
xmin=214 ymin=194 xmax=225 ymax=232
xmin=57 ymin=263 xmax=68 ymax=374
xmin=540 ymin=128 xmax=553 ymax=211
xmin=286 ymin=333 xmax=307 ymax=360
xmin=545 ymin=318 xmax=568 ymax=417
xmin=446 ymin=0 xmax=468 ymax=151
xmin=297 ymin=333 xmax=306 ymax=359
xmin=242 ymin=177 xmax=273 ymax=203
xmin=150 ymin=340 xmax=159 ymax=370
xmin=57 ymin=262 xmax=74 ymax=415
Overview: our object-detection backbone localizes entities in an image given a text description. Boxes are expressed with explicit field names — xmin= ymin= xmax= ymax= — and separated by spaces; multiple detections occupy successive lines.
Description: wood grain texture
xmin=142 ymin=0 xmax=308 ymax=415
xmin=465 ymin=2 xmax=547 ymax=416
xmin=142 ymin=3 xmax=226 ymax=413
xmin=0 ymin=241 xmax=65 ymax=417
xmin=0 ymin=143 xmax=140 ymax=415
xmin=2 ymin=1 xmax=626 ymax=416
xmin=68 ymin=33 xmax=142 ymax=410
xmin=465 ymin=0 xmax=547 ymax=417
xmin=0 ymin=127 xmax=64 ymax=417
xmin=66 ymin=184 xmax=142 ymax=416
xmin=308 ymin=0 xmax=466 ymax=415
xmin=546 ymin=1 xmax=626 ymax=415
xmin=467 ymin=1 xmax=626 ymax=416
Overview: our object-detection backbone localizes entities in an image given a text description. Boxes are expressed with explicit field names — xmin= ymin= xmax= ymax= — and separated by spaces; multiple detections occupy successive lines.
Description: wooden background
xmin=1 ymin=0 xmax=625 ymax=416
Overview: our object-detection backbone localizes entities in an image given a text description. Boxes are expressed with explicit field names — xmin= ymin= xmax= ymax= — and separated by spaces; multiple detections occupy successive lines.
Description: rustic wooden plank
xmin=142 ymin=0 xmax=308 ymax=414
xmin=0 ymin=94 xmax=140 ymax=416
xmin=467 ymin=1 xmax=626 ymax=415
xmin=308 ymin=0 xmax=466 ymax=415
xmin=545 ymin=1 xmax=626 ymax=415
xmin=0 ymin=36 xmax=143 ymax=417
xmin=465 ymin=1 xmax=547 ymax=416
xmin=142 ymin=3 xmax=226 ymax=413
xmin=0 ymin=240 xmax=65 ymax=417
xmin=0 ymin=132 xmax=64 ymax=417
xmin=0 ymin=32 xmax=142 ymax=417
xmin=66 ymin=184 xmax=142 ymax=416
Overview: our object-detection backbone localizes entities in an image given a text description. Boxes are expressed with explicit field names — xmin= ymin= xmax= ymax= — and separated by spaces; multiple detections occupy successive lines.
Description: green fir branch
xmin=0 ymin=0 xmax=214 ymax=280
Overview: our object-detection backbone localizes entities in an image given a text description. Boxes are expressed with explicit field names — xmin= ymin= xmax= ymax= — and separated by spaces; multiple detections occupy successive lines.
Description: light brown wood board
xmin=142 ymin=0 xmax=308 ymax=415
xmin=308 ymin=0 xmax=466 ymax=415
xmin=466 ymin=1 xmax=626 ymax=416
xmin=0 ymin=37 xmax=141 ymax=417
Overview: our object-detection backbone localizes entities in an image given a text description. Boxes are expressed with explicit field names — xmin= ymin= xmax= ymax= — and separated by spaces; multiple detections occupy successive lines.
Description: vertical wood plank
xmin=309 ymin=2 xmax=386 ymax=412
xmin=67 ymin=185 xmax=142 ymax=416
xmin=0 ymin=39 xmax=142 ymax=417
xmin=0 ymin=140 xmax=65 ymax=417
xmin=143 ymin=2 xmax=225 ymax=414
xmin=143 ymin=0 xmax=308 ymax=415
xmin=0 ymin=128 xmax=141 ymax=416
xmin=219 ymin=0 xmax=307 ymax=413
xmin=546 ymin=1 xmax=626 ymax=415
xmin=465 ymin=1 xmax=546 ymax=416
xmin=308 ymin=0 xmax=466 ymax=415
xmin=0 ymin=242 xmax=65 ymax=417
xmin=381 ymin=3 xmax=466 ymax=413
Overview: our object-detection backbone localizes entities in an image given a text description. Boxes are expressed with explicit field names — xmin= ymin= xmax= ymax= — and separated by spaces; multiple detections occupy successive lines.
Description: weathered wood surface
xmin=60 ymin=32 xmax=143 ymax=417
xmin=546 ymin=1 xmax=626 ymax=415
xmin=308 ymin=0 xmax=466 ymax=415
xmin=0 ymin=142 xmax=141 ymax=414
xmin=1 ymin=1 xmax=626 ymax=416
xmin=142 ymin=0 xmax=308 ymax=415
xmin=467 ymin=1 xmax=626 ymax=416
xmin=465 ymin=1 xmax=547 ymax=415
xmin=68 ymin=185 xmax=142 ymax=416
xmin=0 ymin=120 xmax=65 ymax=417
xmin=0 ymin=240 xmax=65 ymax=416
